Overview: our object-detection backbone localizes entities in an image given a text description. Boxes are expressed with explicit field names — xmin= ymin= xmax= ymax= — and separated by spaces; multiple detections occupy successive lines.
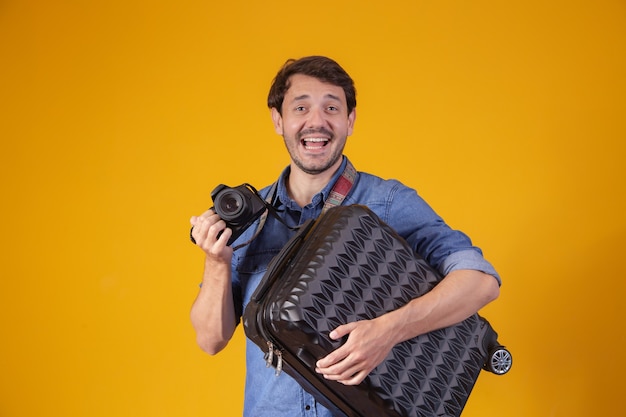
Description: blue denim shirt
xmin=230 ymin=156 xmax=500 ymax=417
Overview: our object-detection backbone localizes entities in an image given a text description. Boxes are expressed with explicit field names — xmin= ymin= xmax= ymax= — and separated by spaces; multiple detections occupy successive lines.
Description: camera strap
xmin=322 ymin=159 xmax=357 ymax=214
xmin=232 ymin=159 xmax=357 ymax=251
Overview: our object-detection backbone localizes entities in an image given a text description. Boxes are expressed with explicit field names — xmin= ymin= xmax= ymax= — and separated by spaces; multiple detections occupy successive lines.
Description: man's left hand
xmin=315 ymin=318 xmax=396 ymax=386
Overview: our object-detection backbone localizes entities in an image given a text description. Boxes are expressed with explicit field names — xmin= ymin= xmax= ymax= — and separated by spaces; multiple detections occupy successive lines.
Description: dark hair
xmin=267 ymin=56 xmax=356 ymax=114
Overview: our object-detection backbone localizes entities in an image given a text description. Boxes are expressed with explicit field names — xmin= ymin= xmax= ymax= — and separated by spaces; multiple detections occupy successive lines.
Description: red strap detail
xmin=323 ymin=160 xmax=357 ymax=213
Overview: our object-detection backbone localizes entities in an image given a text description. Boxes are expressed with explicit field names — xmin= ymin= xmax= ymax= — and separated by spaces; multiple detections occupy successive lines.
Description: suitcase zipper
xmin=253 ymin=221 xmax=320 ymax=378
xmin=265 ymin=341 xmax=284 ymax=376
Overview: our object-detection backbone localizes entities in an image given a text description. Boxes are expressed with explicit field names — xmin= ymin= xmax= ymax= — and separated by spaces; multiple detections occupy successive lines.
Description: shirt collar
xmin=275 ymin=156 xmax=350 ymax=210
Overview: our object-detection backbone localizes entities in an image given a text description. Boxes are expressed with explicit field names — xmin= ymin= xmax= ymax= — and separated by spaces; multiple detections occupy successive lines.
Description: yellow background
xmin=1 ymin=1 xmax=625 ymax=416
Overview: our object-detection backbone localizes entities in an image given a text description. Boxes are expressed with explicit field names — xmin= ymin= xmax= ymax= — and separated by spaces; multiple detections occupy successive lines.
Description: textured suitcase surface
xmin=243 ymin=205 xmax=506 ymax=417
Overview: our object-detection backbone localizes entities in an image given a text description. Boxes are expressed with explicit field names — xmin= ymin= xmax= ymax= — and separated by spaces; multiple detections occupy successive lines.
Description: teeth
xmin=302 ymin=137 xmax=329 ymax=150
xmin=303 ymin=138 xmax=328 ymax=149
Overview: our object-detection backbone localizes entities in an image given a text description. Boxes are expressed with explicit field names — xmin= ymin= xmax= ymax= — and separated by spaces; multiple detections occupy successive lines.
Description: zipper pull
xmin=266 ymin=342 xmax=273 ymax=368
xmin=275 ymin=350 xmax=283 ymax=377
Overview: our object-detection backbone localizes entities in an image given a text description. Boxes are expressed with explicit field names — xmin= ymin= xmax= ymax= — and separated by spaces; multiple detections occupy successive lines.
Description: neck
xmin=287 ymin=160 xmax=343 ymax=207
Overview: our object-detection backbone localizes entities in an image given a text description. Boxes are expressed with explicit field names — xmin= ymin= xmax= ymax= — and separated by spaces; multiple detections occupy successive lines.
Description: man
xmin=190 ymin=56 xmax=501 ymax=416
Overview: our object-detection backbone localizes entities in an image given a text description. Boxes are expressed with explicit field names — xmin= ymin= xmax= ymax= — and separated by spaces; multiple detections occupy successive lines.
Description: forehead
xmin=285 ymin=74 xmax=346 ymax=102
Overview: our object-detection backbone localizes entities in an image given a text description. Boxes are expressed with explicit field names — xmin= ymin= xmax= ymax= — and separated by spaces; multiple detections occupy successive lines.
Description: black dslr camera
xmin=209 ymin=183 xmax=267 ymax=246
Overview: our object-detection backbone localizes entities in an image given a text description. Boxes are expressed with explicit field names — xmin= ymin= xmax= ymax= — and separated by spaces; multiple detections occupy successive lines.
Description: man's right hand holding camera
xmin=190 ymin=209 xmax=234 ymax=259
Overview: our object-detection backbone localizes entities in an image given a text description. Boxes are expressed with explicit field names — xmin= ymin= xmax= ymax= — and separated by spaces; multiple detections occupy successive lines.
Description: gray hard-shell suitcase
xmin=243 ymin=205 xmax=511 ymax=417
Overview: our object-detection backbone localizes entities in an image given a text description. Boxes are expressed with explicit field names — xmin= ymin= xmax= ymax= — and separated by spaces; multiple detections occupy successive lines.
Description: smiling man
xmin=189 ymin=56 xmax=501 ymax=417
xmin=269 ymin=72 xmax=355 ymax=205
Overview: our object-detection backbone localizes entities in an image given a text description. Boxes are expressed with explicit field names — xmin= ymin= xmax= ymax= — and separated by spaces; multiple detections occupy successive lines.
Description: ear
xmin=347 ymin=108 xmax=356 ymax=136
xmin=270 ymin=107 xmax=283 ymax=135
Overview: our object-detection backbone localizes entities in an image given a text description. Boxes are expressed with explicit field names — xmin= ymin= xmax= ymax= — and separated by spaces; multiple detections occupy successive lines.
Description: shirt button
xmin=305 ymin=405 xmax=311 ymax=411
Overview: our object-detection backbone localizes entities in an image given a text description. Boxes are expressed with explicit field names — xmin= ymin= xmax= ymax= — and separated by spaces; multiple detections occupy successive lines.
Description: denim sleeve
xmin=441 ymin=249 xmax=501 ymax=285
xmin=382 ymin=182 xmax=501 ymax=285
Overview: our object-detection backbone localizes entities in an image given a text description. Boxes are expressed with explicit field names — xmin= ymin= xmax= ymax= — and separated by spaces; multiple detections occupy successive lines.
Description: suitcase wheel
xmin=485 ymin=346 xmax=512 ymax=375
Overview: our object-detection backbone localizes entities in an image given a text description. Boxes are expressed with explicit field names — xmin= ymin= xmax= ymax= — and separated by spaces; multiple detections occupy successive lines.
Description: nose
xmin=306 ymin=106 xmax=326 ymax=129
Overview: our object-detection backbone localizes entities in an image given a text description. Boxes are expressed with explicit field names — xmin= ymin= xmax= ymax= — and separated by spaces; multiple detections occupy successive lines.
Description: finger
xmin=191 ymin=216 xmax=210 ymax=242
xmin=319 ymin=322 xmax=359 ymax=367
xmin=190 ymin=209 xmax=213 ymax=230
xmin=319 ymin=357 xmax=367 ymax=383
xmin=316 ymin=343 xmax=350 ymax=369
xmin=329 ymin=321 xmax=357 ymax=340
xmin=191 ymin=208 xmax=214 ymax=223
xmin=206 ymin=219 xmax=224 ymax=239
xmin=320 ymin=361 xmax=360 ymax=379
xmin=338 ymin=369 xmax=369 ymax=386
xmin=316 ymin=345 xmax=364 ymax=377
xmin=215 ymin=226 xmax=233 ymax=246
xmin=192 ymin=216 xmax=224 ymax=248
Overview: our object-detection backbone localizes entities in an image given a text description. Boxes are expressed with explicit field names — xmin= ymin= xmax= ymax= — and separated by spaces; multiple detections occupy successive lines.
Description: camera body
xmin=211 ymin=183 xmax=267 ymax=246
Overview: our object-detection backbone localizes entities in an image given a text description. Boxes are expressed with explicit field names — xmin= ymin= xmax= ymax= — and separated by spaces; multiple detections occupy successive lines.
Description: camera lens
xmin=220 ymin=194 xmax=243 ymax=215
xmin=208 ymin=183 xmax=267 ymax=245
xmin=215 ymin=190 xmax=248 ymax=222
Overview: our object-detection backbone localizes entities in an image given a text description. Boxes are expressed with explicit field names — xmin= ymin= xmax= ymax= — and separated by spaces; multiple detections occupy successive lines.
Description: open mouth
xmin=302 ymin=137 xmax=329 ymax=150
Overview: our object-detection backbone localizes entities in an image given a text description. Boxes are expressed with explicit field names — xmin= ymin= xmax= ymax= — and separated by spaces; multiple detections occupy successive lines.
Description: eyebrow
xmin=292 ymin=93 xmax=342 ymax=102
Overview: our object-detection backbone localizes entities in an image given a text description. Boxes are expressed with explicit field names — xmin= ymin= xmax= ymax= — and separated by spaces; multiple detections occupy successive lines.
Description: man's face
xmin=271 ymin=74 xmax=356 ymax=176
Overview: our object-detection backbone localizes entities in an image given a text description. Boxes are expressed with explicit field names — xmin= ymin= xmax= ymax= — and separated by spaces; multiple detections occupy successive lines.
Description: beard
xmin=284 ymin=127 xmax=346 ymax=175
xmin=291 ymin=147 xmax=344 ymax=175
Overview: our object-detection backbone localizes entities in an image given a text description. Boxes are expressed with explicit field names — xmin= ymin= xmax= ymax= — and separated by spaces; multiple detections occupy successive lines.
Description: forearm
xmin=382 ymin=269 xmax=500 ymax=345
xmin=190 ymin=257 xmax=238 ymax=355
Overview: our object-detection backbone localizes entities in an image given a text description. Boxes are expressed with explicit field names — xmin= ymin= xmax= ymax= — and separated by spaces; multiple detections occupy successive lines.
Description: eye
xmin=295 ymin=106 xmax=306 ymax=112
